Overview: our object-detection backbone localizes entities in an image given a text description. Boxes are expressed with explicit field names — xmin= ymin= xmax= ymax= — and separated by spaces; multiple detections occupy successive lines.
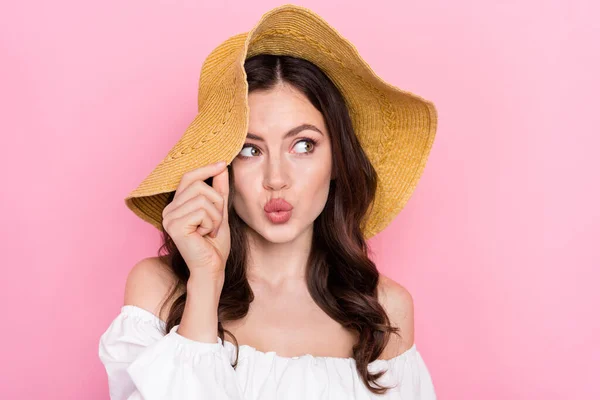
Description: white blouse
xmin=98 ymin=305 xmax=437 ymax=399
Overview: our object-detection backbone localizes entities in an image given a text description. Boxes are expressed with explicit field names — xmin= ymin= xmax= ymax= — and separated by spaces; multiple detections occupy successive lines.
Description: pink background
xmin=1 ymin=0 xmax=598 ymax=398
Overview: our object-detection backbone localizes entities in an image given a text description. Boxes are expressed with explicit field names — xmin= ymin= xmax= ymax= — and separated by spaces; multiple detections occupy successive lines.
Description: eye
xmin=293 ymin=139 xmax=316 ymax=154
xmin=238 ymin=145 xmax=260 ymax=158
xmin=238 ymin=138 xmax=317 ymax=159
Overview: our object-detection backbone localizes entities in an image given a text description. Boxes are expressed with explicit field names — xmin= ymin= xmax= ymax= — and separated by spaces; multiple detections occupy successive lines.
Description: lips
xmin=264 ymin=198 xmax=293 ymax=213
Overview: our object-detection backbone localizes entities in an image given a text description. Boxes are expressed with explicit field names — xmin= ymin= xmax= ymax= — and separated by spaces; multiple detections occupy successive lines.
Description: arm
xmin=99 ymin=258 xmax=245 ymax=400
xmin=378 ymin=274 xmax=415 ymax=359
xmin=376 ymin=274 xmax=437 ymax=399
xmin=176 ymin=270 xmax=224 ymax=343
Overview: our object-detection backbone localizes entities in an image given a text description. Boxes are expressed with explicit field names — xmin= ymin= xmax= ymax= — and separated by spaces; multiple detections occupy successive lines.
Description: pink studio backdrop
xmin=1 ymin=0 xmax=598 ymax=398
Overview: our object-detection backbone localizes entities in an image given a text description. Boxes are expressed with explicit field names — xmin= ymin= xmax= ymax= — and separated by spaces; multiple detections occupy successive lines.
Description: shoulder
xmin=377 ymin=273 xmax=415 ymax=359
xmin=123 ymin=256 xmax=182 ymax=322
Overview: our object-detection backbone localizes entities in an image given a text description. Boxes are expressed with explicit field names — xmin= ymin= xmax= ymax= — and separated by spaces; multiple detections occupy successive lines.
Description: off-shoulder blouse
xmin=98 ymin=305 xmax=437 ymax=399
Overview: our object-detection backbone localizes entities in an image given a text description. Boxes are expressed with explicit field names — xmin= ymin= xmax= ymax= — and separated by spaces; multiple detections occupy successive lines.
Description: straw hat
xmin=124 ymin=3 xmax=438 ymax=240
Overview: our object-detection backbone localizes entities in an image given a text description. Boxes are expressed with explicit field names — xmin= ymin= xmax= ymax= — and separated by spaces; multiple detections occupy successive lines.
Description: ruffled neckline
xmin=120 ymin=304 xmax=417 ymax=366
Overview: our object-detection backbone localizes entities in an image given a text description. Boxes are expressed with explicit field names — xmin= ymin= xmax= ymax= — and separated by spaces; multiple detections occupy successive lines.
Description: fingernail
xmin=215 ymin=161 xmax=226 ymax=167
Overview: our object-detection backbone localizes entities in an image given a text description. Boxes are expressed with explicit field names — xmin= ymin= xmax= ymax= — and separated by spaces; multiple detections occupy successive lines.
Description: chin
xmin=260 ymin=225 xmax=297 ymax=243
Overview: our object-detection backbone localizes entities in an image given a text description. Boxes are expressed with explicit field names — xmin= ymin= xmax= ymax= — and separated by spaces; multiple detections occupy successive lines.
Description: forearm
xmin=177 ymin=271 xmax=224 ymax=343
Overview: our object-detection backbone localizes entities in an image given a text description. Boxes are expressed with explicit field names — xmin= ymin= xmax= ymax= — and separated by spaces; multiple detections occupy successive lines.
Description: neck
xmin=245 ymin=224 xmax=313 ymax=287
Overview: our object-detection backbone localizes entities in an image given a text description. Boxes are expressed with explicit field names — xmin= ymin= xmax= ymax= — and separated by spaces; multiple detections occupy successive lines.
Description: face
xmin=230 ymin=83 xmax=333 ymax=244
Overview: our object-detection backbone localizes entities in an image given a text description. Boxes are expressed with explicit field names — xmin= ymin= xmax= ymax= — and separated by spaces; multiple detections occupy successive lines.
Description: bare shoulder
xmin=123 ymin=256 xmax=182 ymax=322
xmin=377 ymin=273 xmax=415 ymax=360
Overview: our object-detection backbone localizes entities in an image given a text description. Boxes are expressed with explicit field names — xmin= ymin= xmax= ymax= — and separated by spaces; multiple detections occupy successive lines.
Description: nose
xmin=262 ymin=156 xmax=290 ymax=191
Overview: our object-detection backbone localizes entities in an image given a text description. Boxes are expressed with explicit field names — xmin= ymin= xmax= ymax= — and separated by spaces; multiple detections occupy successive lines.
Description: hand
xmin=161 ymin=161 xmax=231 ymax=276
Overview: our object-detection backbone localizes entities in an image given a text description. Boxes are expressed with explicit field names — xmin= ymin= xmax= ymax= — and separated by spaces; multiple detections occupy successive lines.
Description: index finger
xmin=175 ymin=161 xmax=227 ymax=195
xmin=211 ymin=164 xmax=230 ymax=222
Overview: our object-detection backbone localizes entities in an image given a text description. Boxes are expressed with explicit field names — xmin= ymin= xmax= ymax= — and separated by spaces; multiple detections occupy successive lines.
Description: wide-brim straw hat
xmin=125 ymin=3 xmax=438 ymax=240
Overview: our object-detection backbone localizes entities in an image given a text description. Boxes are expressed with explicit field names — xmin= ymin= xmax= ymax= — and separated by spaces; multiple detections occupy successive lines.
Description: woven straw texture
xmin=124 ymin=4 xmax=438 ymax=240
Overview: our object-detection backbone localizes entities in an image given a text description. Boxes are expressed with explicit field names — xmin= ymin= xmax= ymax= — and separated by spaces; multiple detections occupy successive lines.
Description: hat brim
xmin=125 ymin=4 xmax=438 ymax=239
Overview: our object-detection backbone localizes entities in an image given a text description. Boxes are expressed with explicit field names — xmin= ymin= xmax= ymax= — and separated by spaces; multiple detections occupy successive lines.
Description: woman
xmin=99 ymin=5 xmax=437 ymax=399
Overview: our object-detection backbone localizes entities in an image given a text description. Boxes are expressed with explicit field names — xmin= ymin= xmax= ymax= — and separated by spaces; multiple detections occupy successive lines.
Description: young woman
xmin=99 ymin=5 xmax=437 ymax=400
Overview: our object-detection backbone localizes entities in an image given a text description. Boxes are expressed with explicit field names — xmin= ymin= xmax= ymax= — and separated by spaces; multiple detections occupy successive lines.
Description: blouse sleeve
xmin=365 ymin=344 xmax=437 ymax=399
xmin=98 ymin=305 xmax=245 ymax=400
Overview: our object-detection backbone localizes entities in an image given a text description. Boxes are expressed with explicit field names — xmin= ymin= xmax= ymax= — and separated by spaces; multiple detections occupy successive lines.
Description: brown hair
xmin=156 ymin=54 xmax=401 ymax=394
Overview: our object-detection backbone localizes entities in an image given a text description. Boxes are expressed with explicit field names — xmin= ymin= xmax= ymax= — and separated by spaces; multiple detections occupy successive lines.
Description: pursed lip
xmin=264 ymin=198 xmax=293 ymax=213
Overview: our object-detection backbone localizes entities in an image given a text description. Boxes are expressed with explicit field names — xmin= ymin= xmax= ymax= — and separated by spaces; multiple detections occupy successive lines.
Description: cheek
xmin=230 ymin=169 xmax=261 ymax=219
xmin=299 ymin=170 xmax=332 ymax=212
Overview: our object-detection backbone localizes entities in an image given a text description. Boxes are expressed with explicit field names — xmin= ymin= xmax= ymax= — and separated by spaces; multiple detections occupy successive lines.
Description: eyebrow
xmin=246 ymin=123 xmax=324 ymax=142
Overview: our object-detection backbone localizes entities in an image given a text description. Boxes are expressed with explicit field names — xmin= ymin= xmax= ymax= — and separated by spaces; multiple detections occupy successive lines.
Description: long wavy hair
xmin=156 ymin=54 xmax=402 ymax=394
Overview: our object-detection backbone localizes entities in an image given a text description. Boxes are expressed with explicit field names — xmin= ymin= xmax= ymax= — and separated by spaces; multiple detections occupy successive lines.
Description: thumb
xmin=212 ymin=164 xmax=230 ymax=222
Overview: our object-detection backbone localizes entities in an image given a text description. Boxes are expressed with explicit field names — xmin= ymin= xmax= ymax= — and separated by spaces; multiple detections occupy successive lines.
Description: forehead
xmin=247 ymin=84 xmax=326 ymax=137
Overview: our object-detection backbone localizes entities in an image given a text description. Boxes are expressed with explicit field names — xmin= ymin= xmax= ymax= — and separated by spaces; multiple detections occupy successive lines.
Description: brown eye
xmin=293 ymin=139 xmax=316 ymax=154
xmin=238 ymin=138 xmax=317 ymax=159
xmin=239 ymin=145 xmax=260 ymax=158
